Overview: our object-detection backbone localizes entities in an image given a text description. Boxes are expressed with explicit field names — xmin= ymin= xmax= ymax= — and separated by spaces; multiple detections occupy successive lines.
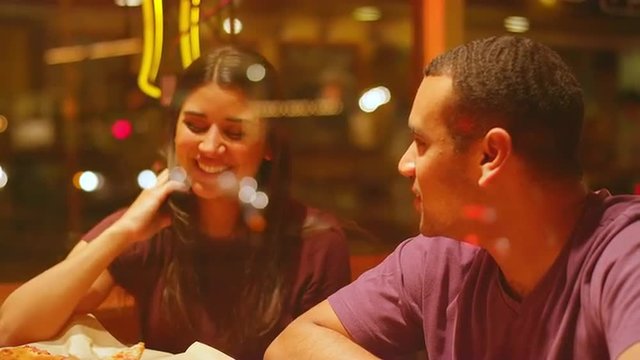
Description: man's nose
xmin=398 ymin=146 xmax=416 ymax=178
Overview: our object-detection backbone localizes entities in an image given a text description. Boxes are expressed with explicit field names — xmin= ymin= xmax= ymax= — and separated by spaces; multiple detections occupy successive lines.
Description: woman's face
xmin=174 ymin=83 xmax=268 ymax=200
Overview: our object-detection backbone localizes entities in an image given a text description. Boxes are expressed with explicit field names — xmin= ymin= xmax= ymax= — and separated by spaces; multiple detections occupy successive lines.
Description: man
xmin=265 ymin=36 xmax=640 ymax=359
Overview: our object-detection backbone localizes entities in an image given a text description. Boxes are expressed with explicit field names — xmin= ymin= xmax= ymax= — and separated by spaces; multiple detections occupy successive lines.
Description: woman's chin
xmin=191 ymin=182 xmax=230 ymax=201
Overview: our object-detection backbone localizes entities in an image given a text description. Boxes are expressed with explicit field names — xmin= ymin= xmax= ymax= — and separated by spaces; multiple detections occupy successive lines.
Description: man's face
xmin=398 ymin=76 xmax=480 ymax=240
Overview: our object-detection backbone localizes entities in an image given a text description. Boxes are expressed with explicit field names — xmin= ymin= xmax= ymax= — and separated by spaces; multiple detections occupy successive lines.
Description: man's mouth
xmin=411 ymin=187 xmax=421 ymax=212
xmin=413 ymin=197 xmax=422 ymax=212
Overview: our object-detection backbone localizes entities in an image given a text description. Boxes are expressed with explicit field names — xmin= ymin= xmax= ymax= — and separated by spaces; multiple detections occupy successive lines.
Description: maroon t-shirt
xmin=83 ymin=205 xmax=351 ymax=358
xmin=330 ymin=190 xmax=640 ymax=359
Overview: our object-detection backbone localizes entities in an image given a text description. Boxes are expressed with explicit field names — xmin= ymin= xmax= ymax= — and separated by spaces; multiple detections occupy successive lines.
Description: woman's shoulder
xmin=297 ymin=205 xmax=348 ymax=254
xmin=301 ymin=206 xmax=344 ymax=236
xmin=293 ymin=204 xmax=352 ymax=292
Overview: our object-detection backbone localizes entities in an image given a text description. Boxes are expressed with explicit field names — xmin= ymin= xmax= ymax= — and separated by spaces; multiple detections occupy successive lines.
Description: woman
xmin=0 ymin=46 xmax=351 ymax=358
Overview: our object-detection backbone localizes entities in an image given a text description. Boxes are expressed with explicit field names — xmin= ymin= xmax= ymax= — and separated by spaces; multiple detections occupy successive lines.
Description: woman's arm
xmin=0 ymin=228 xmax=128 ymax=346
xmin=0 ymin=169 xmax=188 ymax=346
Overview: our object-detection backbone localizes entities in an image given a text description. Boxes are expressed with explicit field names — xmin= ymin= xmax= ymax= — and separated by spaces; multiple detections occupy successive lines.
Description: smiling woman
xmin=0 ymin=46 xmax=351 ymax=359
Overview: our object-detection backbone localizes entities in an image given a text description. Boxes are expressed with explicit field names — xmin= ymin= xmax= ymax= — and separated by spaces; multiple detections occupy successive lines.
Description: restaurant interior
xmin=0 ymin=0 xmax=639 ymax=344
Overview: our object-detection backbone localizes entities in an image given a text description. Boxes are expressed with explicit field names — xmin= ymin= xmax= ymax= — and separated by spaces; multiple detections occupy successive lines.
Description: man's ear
xmin=478 ymin=128 xmax=511 ymax=187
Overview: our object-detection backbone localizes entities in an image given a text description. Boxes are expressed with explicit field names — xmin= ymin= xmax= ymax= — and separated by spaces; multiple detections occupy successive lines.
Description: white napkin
xmin=5 ymin=314 xmax=234 ymax=360
xmin=171 ymin=342 xmax=235 ymax=360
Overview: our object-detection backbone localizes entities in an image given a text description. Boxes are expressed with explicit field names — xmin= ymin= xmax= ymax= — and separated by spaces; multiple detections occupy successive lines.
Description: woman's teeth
xmin=197 ymin=162 xmax=229 ymax=174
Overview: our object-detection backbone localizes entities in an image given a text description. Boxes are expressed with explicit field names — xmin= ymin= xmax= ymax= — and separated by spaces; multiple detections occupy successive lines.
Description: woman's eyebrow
xmin=225 ymin=116 xmax=257 ymax=124
xmin=182 ymin=110 xmax=207 ymax=118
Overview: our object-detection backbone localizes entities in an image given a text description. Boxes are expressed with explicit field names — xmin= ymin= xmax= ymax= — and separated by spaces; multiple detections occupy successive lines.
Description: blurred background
xmin=1 ymin=0 xmax=639 ymax=282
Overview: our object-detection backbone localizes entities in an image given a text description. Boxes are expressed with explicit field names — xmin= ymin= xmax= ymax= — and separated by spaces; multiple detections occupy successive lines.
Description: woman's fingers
xmin=155 ymin=167 xmax=190 ymax=198
xmin=155 ymin=168 xmax=170 ymax=184
xmin=114 ymin=168 xmax=189 ymax=243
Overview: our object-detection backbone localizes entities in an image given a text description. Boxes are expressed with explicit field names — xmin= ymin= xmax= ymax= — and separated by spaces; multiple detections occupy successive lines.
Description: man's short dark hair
xmin=425 ymin=35 xmax=584 ymax=178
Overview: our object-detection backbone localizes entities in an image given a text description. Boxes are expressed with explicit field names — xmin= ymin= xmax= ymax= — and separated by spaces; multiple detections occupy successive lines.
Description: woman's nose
xmin=198 ymin=127 xmax=225 ymax=155
xmin=398 ymin=145 xmax=416 ymax=178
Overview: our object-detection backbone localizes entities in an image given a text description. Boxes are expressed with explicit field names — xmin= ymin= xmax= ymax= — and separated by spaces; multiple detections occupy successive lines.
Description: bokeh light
xmin=222 ymin=18 xmax=243 ymax=34
xmin=504 ymin=16 xmax=530 ymax=33
xmin=0 ymin=115 xmax=8 ymax=133
xmin=462 ymin=204 xmax=496 ymax=223
xmin=114 ymin=0 xmax=142 ymax=6
xmin=494 ymin=237 xmax=511 ymax=256
xmin=358 ymin=86 xmax=391 ymax=113
xmin=464 ymin=233 xmax=480 ymax=246
xmin=239 ymin=176 xmax=258 ymax=191
xmin=251 ymin=191 xmax=269 ymax=209
xmin=0 ymin=166 xmax=8 ymax=189
xmin=74 ymin=171 xmax=102 ymax=192
xmin=111 ymin=119 xmax=133 ymax=140
xmin=169 ymin=166 xmax=188 ymax=184
xmin=246 ymin=63 xmax=266 ymax=82
xmin=353 ymin=6 xmax=381 ymax=22
xmin=137 ymin=169 xmax=158 ymax=189
xmin=238 ymin=185 xmax=257 ymax=204
xmin=245 ymin=211 xmax=266 ymax=232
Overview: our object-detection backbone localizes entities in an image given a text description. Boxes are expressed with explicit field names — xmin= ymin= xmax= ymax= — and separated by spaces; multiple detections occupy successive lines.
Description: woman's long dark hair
xmin=159 ymin=46 xmax=300 ymax=351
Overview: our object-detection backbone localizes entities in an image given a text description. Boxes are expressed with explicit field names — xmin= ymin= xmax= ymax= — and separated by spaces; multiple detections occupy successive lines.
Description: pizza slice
xmin=103 ymin=342 xmax=145 ymax=360
xmin=0 ymin=345 xmax=76 ymax=359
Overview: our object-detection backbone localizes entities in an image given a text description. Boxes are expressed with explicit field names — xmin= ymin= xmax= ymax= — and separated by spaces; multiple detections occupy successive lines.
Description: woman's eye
xmin=185 ymin=121 xmax=208 ymax=133
xmin=224 ymin=129 xmax=245 ymax=141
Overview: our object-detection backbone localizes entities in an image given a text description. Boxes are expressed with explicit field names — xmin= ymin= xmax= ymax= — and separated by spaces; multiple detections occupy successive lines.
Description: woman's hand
xmin=0 ymin=169 xmax=191 ymax=346
xmin=112 ymin=168 xmax=190 ymax=244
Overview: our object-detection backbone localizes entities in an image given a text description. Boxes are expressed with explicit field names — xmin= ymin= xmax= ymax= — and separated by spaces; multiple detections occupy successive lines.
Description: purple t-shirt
xmin=329 ymin=190 xmax=640 ymax=359
xmin=83 ymin=204 xmax=351 ymax=358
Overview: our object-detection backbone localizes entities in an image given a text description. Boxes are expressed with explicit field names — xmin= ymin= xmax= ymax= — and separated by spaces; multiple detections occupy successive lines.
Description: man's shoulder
xmin=590 ymin=192 xmax=640 ymax=249
xmin=601 ymin=192 xmax=640 ymax=221
xmin=372 ymin=235 xmax=483 ymax=296
xmin=395 ymin=235 xmax=481 ymax=267
xmin=579 ymin=192 xmax=640 ymax=284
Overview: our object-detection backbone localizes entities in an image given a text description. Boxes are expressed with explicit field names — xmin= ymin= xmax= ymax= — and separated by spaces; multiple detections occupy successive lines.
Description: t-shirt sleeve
xmin=298 ymin=216 xmax=351 ymax=313
xmin=81 ymin=209 xmax=127 ymax=242
xmin=598 ymin=221 xmax=640 ymax=358
xmin=327 ymin=237 xmax=429 ymax=358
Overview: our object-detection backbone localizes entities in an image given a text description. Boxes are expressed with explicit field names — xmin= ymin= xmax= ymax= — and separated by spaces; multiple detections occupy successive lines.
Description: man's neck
xmin=481 ymin=181 xmax=589 ymax=298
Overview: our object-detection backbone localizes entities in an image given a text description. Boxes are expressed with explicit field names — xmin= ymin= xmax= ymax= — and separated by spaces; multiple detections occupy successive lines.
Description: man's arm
xmin=618 ymin=343 xmax=640 ymax=360
xmin=265 ymin=300 xmax=378 ymax=359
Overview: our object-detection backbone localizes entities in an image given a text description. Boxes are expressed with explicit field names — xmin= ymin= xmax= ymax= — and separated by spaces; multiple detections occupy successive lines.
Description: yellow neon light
xmin=138 ymin=0 xmax=161 ymax=98
xmin=150 ymin=0 xmax=163 ymax=80
xmin=190 ymin=0 xmax=201 ymax=62
xmin=179 ymin=0 xmax=192 ymax=68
